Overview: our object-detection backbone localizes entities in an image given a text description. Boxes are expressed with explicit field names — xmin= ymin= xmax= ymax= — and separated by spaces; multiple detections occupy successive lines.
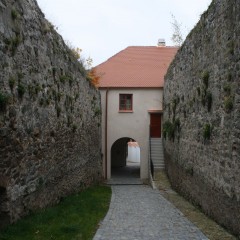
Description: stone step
xmin=151 ymin=143 xmax=162 ymax=147
xmin=150 ymin=138 xmax=165 ymax=172
xmin=153 ymin=162 xmax=164 ymax=165
xmin=151 ymin=147 xmax=163 ymax=151
xmin=151 ymin=151 xmax=163 ymax=154
xmin=152 ymin=159 xmax=164 ymax=163
xmin=152 ymin=156 xmax=163 ymax=159
xmin=151 ymin=153 xmax=163 ymax=156
xmin=154 ymin=166 xmax=165 ymax=170
xmin=152 ymin=157 xmax=164 ymax=160
xmin=150 ymin=138 xmax=162 ymax=141
xmin=152 ymin=157 xmax=163 ymax=159
xmin=151 ymin=153 xmax=164 ymax=157
xmin=151 ymin=146 xmax=162 ymax=149
xmin=150 ymin=142 xmax=162 ymax=145
xmin=153 ymin=162 xmax=164 ymax=166
xmin=152 ymin=157 xmax=164 ymax=161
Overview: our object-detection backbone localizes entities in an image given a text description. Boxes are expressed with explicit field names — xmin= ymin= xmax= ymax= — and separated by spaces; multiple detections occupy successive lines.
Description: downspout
xmin=104 ymin=88 xmax=109 ymax=179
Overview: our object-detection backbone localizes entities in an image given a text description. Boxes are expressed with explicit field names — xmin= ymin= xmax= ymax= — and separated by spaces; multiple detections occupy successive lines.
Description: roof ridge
xmin=95 ymin=47 xmax=129 ymax=67
xmin=127 ymin=45 xmax=178 ymax=48
xmin=95 ymin=46 xmax=178 ymax=67
xmin=95 ymin=46 xmax=178 ymax=88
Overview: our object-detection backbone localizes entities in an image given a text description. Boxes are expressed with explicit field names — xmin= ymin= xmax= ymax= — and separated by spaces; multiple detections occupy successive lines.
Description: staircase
xmin=150 ymin=138 xmax=165 ymax=176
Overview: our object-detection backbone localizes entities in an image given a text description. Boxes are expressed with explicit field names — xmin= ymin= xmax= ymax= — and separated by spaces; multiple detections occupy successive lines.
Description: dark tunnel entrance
xmin=111 ymin=137 xmax=140 ymax=180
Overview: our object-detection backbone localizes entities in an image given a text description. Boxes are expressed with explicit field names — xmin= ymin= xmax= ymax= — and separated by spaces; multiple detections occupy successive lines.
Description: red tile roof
xmin=95 ymin=46 xmax=178 ymax=88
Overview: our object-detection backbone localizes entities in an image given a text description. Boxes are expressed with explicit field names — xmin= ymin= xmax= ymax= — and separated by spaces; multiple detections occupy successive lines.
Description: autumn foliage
xmin=87 ymin=69 xmax=100 ymax=88
xmin=66 ymin=44 xmax=100 ymax=87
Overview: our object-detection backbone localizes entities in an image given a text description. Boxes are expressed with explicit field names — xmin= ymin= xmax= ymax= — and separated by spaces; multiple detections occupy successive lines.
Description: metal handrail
xmin=149 ymin=126 xmax=154 ymax=179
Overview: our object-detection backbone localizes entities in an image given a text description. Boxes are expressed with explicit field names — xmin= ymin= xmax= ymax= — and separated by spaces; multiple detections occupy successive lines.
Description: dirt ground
xmin=154 ymin=170 xmax=237 ymax=240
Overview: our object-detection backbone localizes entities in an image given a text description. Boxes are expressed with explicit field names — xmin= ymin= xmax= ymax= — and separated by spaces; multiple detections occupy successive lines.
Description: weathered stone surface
xmin=164 ymin=0 xmax=240 ymax=237
xmin=0 ymin=0 xmax=102 ymax=228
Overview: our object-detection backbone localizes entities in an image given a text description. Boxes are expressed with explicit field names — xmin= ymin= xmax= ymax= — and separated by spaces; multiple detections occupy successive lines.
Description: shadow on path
xmin=107 ymin=162 xmax=142 ymax=185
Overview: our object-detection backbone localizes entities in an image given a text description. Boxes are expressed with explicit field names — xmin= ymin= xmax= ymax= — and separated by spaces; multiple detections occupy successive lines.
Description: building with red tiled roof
xmin=97 ymin=46 xmax=177 ymax=88
xmin=95 ymin=42 xmax=178 ymax=180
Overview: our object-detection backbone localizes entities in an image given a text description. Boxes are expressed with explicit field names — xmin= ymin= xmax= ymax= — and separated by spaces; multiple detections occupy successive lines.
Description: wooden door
xmin=150 ymin=113 xmax=162 ymax=138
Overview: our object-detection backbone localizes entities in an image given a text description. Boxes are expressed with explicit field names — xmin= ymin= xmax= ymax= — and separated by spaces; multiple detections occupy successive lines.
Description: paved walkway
xmin=93 ymin=164 xmax=208 ymax=240
xmin=93 ymin=185 xmax=208 ymax=240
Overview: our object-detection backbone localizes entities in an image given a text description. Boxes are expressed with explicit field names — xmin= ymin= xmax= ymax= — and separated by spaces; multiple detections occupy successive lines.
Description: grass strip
xmin=154 ymin=171 xmax=236 ymax=240
xmin=0 ymin=185 xmax=111 ymax=240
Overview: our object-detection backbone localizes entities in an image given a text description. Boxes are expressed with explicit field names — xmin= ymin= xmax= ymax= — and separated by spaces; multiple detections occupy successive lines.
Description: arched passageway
xmin=111 ymin=137 xmax=140 ymax=179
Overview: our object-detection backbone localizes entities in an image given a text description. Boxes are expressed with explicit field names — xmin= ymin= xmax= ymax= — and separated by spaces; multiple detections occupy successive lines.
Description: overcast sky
xmin=36 ymin=0 xmax=212 ymax=66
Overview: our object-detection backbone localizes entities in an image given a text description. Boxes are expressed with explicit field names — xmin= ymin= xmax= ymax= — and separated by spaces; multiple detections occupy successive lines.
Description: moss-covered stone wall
xmin=0 ymin=0 xmax=102 ymax=227
xmin=164 ymin=0 xmax=240 ymax=236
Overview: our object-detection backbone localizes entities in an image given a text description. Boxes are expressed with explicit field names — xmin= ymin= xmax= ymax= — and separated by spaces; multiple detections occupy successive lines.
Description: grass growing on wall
xmin=0 ymin=92 xmax=10 ymax=112
xmin=0 ymin=185 xmax=111 ymax=240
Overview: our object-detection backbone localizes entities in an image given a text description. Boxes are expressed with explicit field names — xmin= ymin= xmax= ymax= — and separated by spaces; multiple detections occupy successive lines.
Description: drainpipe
xmin=104 ymin=88 xmax=109 ymax=179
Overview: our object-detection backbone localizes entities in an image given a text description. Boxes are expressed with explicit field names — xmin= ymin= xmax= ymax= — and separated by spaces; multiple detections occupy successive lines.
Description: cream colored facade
xmin=100 ymin=88 xmax=163 ymax=180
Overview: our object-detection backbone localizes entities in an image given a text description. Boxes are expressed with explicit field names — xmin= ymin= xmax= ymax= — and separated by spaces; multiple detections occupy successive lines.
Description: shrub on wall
xmin=206 ymin=91 xmax=212 ymax=112
xmin=203 ymin=123 xmax=212 ymax=141
xmin=0 ymin=92 xmax=10 ymax=112
xmin=11 ymin=9 xmax=19 ymax=20
xmin=17 ymin=83 xmax=25 ymax=99
xmin=9 ymin=77 xmax=16 ymax=91
xmin=163 ymin=119 xmax=180 ymax=141
xmin=224 ymin=97 xmax=233 ymax=112
xmin=201 ymin=70 xmax=209 ymax=88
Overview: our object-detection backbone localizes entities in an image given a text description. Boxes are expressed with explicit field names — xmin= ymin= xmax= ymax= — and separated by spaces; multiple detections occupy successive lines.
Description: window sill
xmin=118 ymin=110 xmax=133 ymax=113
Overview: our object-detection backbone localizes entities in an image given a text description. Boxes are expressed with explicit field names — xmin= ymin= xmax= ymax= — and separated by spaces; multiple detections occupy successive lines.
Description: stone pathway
xmin=93 ymin=185 xmax=208 ymax=240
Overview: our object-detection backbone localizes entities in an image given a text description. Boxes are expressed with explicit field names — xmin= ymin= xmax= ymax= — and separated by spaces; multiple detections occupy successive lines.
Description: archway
xmin=111 ymin=137 xmax=140 ymax=179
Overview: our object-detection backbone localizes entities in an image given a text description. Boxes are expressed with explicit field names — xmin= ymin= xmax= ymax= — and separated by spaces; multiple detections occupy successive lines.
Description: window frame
xmin=119 ymin=94 xmax=133 ymax=112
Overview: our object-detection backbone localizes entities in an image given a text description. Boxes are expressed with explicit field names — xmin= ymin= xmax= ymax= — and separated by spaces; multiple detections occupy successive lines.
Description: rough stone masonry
xmin=0 ymin=0 xmax=102 ymax=228
xmin=163 ymin=0 xmax=240 ymax=237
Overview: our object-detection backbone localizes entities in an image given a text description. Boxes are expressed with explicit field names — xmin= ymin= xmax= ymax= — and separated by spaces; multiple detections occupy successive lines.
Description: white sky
xmin=36 ymin=0 xmax=212 ymax=66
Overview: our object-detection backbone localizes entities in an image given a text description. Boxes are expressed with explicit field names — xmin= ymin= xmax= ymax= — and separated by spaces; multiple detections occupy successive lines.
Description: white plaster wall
xmin=100 ymin=88 xmax=163 ymax=179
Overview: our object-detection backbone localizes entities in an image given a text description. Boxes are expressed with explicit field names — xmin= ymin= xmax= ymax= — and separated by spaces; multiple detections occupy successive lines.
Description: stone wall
xmin=163 ymin=0 xmax=240 ymax=236
xmin=0 ymin=0 xmax=102 ymax=227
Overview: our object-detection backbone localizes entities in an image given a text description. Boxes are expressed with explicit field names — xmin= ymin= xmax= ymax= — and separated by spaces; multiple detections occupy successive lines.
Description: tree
xmin=87 ymin=68 xmax=100 ymax=88
xmin=65 ymin=40 xmax=82 ymax=60
xmin=65 ymin=41 xmax=99 ymax=87
xmin=171 ymin=14 xmax=183 ymax=47
xmin=86 ymin=56 xmax=93 ymax=70
xmin=70 ymin=47 xmax=82 ymax=60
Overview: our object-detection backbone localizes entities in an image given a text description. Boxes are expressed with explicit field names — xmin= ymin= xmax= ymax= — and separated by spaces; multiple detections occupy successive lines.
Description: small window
xmin=119 ymin=94 xmax=133 ymax=111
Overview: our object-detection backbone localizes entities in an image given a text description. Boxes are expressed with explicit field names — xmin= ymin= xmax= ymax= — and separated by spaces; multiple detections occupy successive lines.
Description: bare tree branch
xmin=171 ymin=14 xmax=183 ymax=47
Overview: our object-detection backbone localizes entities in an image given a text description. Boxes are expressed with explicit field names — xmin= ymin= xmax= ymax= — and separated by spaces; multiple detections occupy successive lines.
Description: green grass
xmin=0 ymin=185 xmax=111 ymax=240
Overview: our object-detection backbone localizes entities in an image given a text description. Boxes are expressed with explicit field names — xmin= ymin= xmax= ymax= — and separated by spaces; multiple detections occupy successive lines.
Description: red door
xmin=150 ymin=113 xmax=162 ymax=138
